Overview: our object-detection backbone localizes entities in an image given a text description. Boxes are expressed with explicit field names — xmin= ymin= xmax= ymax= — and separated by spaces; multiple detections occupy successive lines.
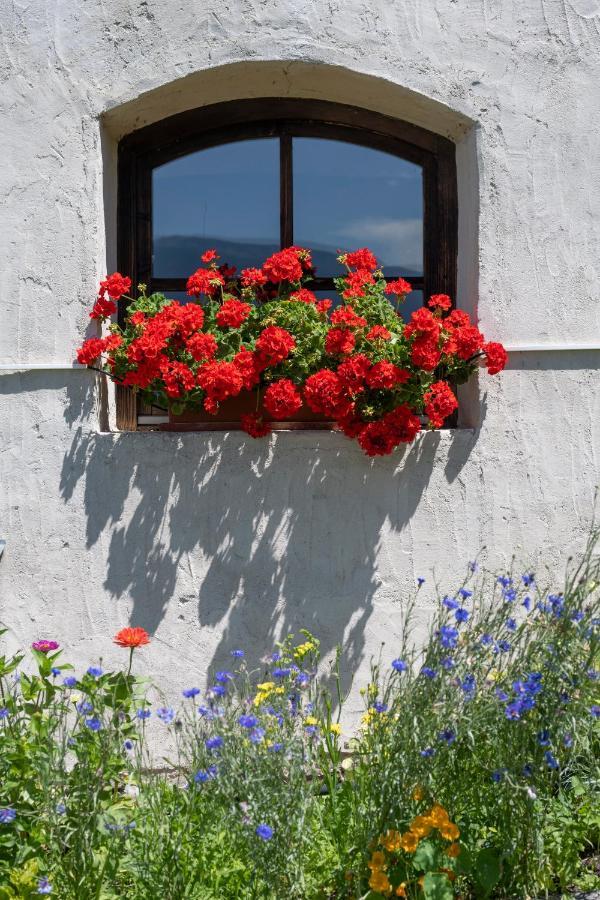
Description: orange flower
xmin=368 ymin=851 xmax=387 ymax=870
xmin=395 ymin=884 xmax=407 ymax=897
xmin=113 ymin=627 xmax=150 ymax=648
xmin=427 ymin=804 xmax=450 ymax=828
xmin=410 ymin=815 xmax=433 ymax=838
xmin=369 ymin=870 xmax=390 ymax=893
xmin=381 ymin=830 xmax=402 ymax=852
xmin=446 ymin=842 xmax=461 ymax=858
xmin=439 ymin=822 xmax=460 ymax=841
xmin=412 ymin=785 xmax=425 ymax=802
xmin=400 ymin=831 xmax=419 ymax=853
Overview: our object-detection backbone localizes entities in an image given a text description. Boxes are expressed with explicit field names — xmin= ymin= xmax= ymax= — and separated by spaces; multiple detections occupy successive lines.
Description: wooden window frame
xmin=116 ymin=98 xmax=457 ymax=430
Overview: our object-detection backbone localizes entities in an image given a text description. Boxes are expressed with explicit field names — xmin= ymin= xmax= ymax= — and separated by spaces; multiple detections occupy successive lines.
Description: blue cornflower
xmin=587 ymin=669 xmax=599 ymax=681
xmin=250 ymin=727 xmax=266 ymax=744
xmin=37 ymin=877 xmax=52 ymax=894
xmin=560 ymin=692 xmax=571 ymax=704
xmin=373 ymin=702 xmax=388 ymax=713
xmin=182 ymin=687 xmax=200 ymax=699
xmin=503 ymin=587 xmax=517 ymax=603
xmin=239 ymin=714 xmax=258 ymax=729
xmin=0 ymin=808 xmax=16 ymax=824
xmin=295 ymin=672 xmax=310 ymax=687
xmin=51 ymin=667 xmax=61 ymax=677
xmin=304 ymin=702 xmax=314 ymax=714
xmin=421 ymin=667 xmax=437 ymax=679
xmin=497 ymin=575 xmax=512 ymax=588
xmin=459 ymin=674 xmax=476 ymax=697
xmin=522 ymin=573 xmax=535 ymax=587
xmin=590 ymin=705 xmax=600 ymax=718
xmin=76 ymin=700 xmax=93 ymax=715
xmin=506 ymin=618 xmax=517 ymax=631
xmin=571 ymin=610 xmax=584 ymax=623
xmin=63 ymin=676 xmax=77 ymax=688
xmin=124 ymin=740 xmax=133 ymax=751
xmin=417 ymin=577 xmax=425 ymax=586
xmin=214 ymin=671 xmax=233 ymax=683
xmin=194 ymin=766 xmax=217 ymax=784
xmin=197 ymin=706 xmax=215 ymax=718
xmin=458 ymin=588 xmax=472 ymax=599
xmin=0 ymin=708 xmax=8 ymax=720
xmin=491 ymin=770 xmax=504 ymax=783
xmin=205 ymin=736 xmax=223 ymax=751
xmin=85 ymin=717 xmax=102 ymax=731
xmin=55 ymin=803 xmax=66 ymax=815
xmin=420 ymin=747 xmax=436 ymax=758
xmin=495 ymin=689 xmax=509 ymax=702
xmin=441 ymin=656 xmax=455 ymax=670
xmin=522 ymin=764 xmax=533 ymax=778
xmin=209 ymin=685 xmax=226 ymax=697
xmin=439 ymin=625 xmax=459 ymax=649
xmin=505 ymin=701 xmax=523 ymax=720
xmin=231 ymin=649 xmax=245 ymax=658
xmin=548 ymin=594 xmax=565 ymax=617
xmin=480 ymin=633 xmax=494 ymax=646
xmin=455 ymin=607 xmax=470 ymax=624
xmin=268 ymin=742 xmax=284 ymax=752
xmin=522 ymin=596 xmax=532 ymax=611
xmin=563 ymin=733 xmax=573 ymax=748
xmin=256 ymin=823 xmax=273 ymax=841
xmin=544 ymin=751 xmax=559 ymax=770
xmin=270 ymin=652 xmax=281 ymax=663
xmin=438 ymin=728 xmax=456 ymax=744
xmin=443 ymin=596 xmax=459 ymax=611
xmin=497 ymin=640 xmax=511 ymax=653
xmin=272 ymin=668 xmax=292 ymax=678
xmin=86 ymin=666 xmax=103 ymax=678
xmin=304 ymin=725 xmax=318 ymax=737
xmin=157 ymin=707 xmax=175 ymax=724
xmin=537 ymin=730 xmax=551 ymax=746
xmin=391 ymin=658 xmax=408 ymax=673
xmin=136 ymin=709 xmax=151 ymax=720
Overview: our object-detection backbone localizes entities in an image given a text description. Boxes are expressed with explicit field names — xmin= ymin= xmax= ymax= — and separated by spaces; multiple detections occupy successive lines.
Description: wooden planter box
xmin=159 ymin=391 xmax=334 ymax=432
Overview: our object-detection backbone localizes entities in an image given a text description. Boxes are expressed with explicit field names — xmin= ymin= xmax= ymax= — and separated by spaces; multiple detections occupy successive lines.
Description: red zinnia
xmin=114 ymin=627 xmax=150 ymax=648
xmin=263 ymin=379 xmax=303 ymax=418
xmin=216 ymin=299 xmax=252 ymax=329
xmin=483 ymin=341 xmax=508 ymax=375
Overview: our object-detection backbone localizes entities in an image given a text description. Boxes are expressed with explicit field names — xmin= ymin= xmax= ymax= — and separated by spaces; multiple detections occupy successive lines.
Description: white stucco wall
xmin=0 ymin=1 xmax=599 ymax=719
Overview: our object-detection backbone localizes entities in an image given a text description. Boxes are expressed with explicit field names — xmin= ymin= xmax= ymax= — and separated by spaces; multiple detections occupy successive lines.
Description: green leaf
xmin=412 ymin=839 xmax=441 ymax=873
xmin=422 ymin=872 xmax=455 ymax=900
xmin=475 ymin=847 xmax=502 ymax=896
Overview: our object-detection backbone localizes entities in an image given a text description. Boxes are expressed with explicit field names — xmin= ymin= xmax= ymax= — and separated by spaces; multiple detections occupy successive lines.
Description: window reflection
xmin=152 ymin=139 xmax=280 ymax=276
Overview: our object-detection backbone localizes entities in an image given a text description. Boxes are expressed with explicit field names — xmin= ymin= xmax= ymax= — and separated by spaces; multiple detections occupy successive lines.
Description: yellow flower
xmin=368 ymin=850 xmax=386 ymax=870
xmin=329 ymin=723 xmax=342 ymax=736
xmin=439 ymin=822 xmax=460 ymax=841
xmin=400 ymin=831 xmax=419 ymax=853
xmin=294 ymin=641 xmax=316 ymax=660
xmin=257 ymin=682 xmax=275 ymax=692
xmin=410 ymin=815 xmax=433 ymax=838
xmin=427 ymin=804 xmax=450 ymax=828
xmin=445 ymin=842 xmax=461 ymax=858
xmin=412 ymin=785 xmax=425 ymax=802
xmin=369 ymin=870 xmax=390 ymax=893
xmin=380 ymin=829 xmax=402 ymax=852
xmin=305 ymin=716 xmax=318 ymax=726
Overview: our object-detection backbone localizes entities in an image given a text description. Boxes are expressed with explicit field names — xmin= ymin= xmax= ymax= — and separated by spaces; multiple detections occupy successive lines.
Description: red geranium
xmin=233 ymin=349 xmax=261 ymax=390
xmin=410 ymin=336 xmax=441 ymax=371
xmin=90 ymin=295 xmax=117 ymax=320
xmin=216 ymin=299 xmax=252 ymax=329
xmin=186 ymin=267 xmax=224 ymax=297
xmin=241 ymin=268 xmax=267 ymax=288
xmin=331 ymin=307 xmax=368 ymax=329
xmin=325 ymin=327 xmax=356 ymax=356
xmin=263 ymin=379 xmax=303 ymax=418
xmin=77 ymin=337 xmax=107 ymax=365
xmin=262 ymin=248 xmax=303 ymax=283
xmin=342 ymin=268 xmax=375 ymax=300
xmin=316 ymin=299 xmax=333 ymax=315
xmin=384 ymin=278 xmax=413 ymax=297
xmin=404 ymin=307 xmax=441 ymax=338
xmin=241 ymin=413 xmax=272 ymax=438
xmin=197 ymin=361 xmax=244 ymax=411
xmin=423 ymin=380 xmax=458 ymax=428
xmin=365 ymin=361 xmax=410 ymax=390
xmin=337 ymin=354 xmax=371 ymax=394
xmin=255 ymin=326 xmax=295 ymax=368
xmin=289 ymin=288 xmax=317 ymax=304
xmin=383 ymin=405 xmax=421 ymax=443
xmin=160 ymin=359 xmax=196 ymax=398
xmin=99 ymin=273 xmax=131 ymax=300
xmin=483 ymin=341 xmax=508 ymax=374
xmin=336 ymin=411 xmax=365 ymax=438
xmin=454 ymin=325 xmax=483 ymax=360
xmin=201 ymin=249 xmax=218 ymax=263
xmin=428 ymin=293 xmax=452 ymax=311
xmin=304 ymin=369 xmax=351 ymax=417
xmin=343 ymin=248 xmax=378 ymax=271
xmin=187 ymin=332 xmax=218 ymax=362
xmin=366 ymin=325 xmax=391 ymax=342
xmin=357 ymin=421 xmax=397 ymax=456
xmin=445 ymin=309 xmax=471 ymax=328
xmin=129 ymin=311 xmax=146 ymax=326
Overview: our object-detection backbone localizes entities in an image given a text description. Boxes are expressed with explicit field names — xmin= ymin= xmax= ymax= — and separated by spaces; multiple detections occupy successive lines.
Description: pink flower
xmin=32 ymin=640 xmax=59 ymax=653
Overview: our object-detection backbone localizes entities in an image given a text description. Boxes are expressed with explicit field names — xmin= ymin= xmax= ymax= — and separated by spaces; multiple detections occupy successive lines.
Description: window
xmin=117 ymin=99 xmax=457 ymax=427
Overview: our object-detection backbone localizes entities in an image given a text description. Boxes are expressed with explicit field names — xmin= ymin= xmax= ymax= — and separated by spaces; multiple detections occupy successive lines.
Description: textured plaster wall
xmin=0 ymin=1 xmax=599 ymax=719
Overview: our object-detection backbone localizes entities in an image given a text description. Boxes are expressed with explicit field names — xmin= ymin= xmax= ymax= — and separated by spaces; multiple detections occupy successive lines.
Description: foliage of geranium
xmin=76 ymin=246 xmax=507 ymax=455
xmin=1 ymin=538 xmax=599 ymax=898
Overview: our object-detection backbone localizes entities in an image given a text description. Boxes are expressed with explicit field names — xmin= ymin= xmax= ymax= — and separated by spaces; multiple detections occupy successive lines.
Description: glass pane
xmin=153 ymin=139 xmax=280 ymax=276
xmin=293 ymin=138 xmax=423 ymax=279
xmin=399 ymin=289 xmax=424 ymax=322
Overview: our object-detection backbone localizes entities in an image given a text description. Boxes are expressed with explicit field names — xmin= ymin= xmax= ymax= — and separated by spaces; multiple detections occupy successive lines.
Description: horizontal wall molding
xmin=503 ymin=342 xmax=600 ymax=352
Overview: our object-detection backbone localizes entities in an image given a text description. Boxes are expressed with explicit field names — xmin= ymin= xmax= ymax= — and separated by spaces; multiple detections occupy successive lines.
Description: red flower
xmin=383 ymin=405 xmax=421 ymax=443
xmin=129 ymin=311 xmax=146 ymax=326
xmin=384 ymin=278 xmax=413 ymax=296
xmin=423 ymin=380 xmax=458 ymax=428
xmin=90 ymin=296 xmax=117 ymax=320
xmin=241 ymin=267 xmax=267 ymax=287
xmin=263 ymin=379 xmax=303 ymax=418
xmin=410 ymin=336 xmax=441 ymax=371
xmin=186 ymin=267 xmax=224 ymax=297
xmin=304 ymin=369 xmax=351 ymax=417
xmin=365 ymin=361 xmax=410 ymax=390
xmin=197 ymin=361 xmax=243 ymax=408
xmin=404 ymin=307 xmax=441 ymax=338
xmin=428 ymin=293 xmax=452 ymax=311
xmin=187 ymin=332 xmax=218 ymax=362
xmin=331 ymin=307 xmax=367 ymax=329
xmin=454 ymin=325 xmax=483 ymax=360
xmin=341 ymin=268 xmax=375 ymax=300
xmin=483 ymin=341 xmax=508 ymax=375
xmin=262 ymin=248 xmax=303 ymax=283
xmin=114 ymin=627 xmax=150 ymax=648
xmin=337 ymin=354 xmax=371 ymax=393
xmin=32 ymin=640 xmax=59 ymax=653
xmin=77 ymin=338 xmax=107 ymax=365
xmin=343 ymin=248 xmax=378 ymax=271
xmin=366 ymin=325 xmax=391 ymax=342
xmin=216 ymin=299 xmax=252 ymax=328
xmin=160 ymin=359 xmax=195 ymax=398
xmin=240 ymin=413 xmax=272 ymax=438
xmin=233 ymin=349 xmax=261 ymax=390
xmin=255 ymin=326 xmax=295 ymax=369
xmin=316 ymin=299 xmax=333 ymax=315
xmin=325 ymin=327 xmax=356 ymax=355
xmin=357 ymin=421 xmax=397 ymax=456
xmin=175 ymin=304 xmax=205 ymax=336
xmin=445 ymin=309 xmax=471 ymax=328
xmin=289 ymin=288 xmax=317 ymax=304
xmin=99 ymin=273 xmax=131 ymax=300
xmin=104 ymin=334 xmax=123 ymax=352
xmin=219 ymin=263 xmax=237 ymax=279
xmin=336 ymin=411 xmax=365 ymax=438
xmin=201 ymin=249 xmax=219 ymax=263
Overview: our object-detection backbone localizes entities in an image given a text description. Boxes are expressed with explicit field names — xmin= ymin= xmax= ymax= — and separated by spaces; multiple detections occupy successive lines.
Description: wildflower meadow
xmin=1 ymin=535 xmax=599 ymax=898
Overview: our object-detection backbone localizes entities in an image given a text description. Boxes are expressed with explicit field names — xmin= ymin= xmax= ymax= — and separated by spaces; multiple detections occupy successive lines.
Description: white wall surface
xmin=0 ymin=1 xmax=599 ymax=720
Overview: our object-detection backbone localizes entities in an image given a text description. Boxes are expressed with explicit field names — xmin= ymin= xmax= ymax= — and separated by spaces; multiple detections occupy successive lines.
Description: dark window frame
xmin=117 ymin=98 xmax=457 ymax=326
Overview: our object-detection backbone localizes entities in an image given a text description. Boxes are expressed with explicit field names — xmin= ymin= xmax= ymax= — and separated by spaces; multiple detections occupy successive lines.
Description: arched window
xmin=117 ymin=99 xmax=457 ymax=320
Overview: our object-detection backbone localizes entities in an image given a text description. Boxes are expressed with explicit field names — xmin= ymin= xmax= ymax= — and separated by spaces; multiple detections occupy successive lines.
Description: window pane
xmin=293 ymin=138 xmax=423 ymax=279
xmin=153 ymin=139 xmax=280 ymax=276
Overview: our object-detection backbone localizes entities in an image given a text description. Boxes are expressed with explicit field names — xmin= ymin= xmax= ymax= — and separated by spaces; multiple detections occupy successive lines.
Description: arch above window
xmin=117 ymin=98 xmax=457 ymax=324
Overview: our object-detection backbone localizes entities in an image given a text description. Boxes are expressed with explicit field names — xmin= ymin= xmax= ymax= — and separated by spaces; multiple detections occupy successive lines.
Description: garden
xmin=1 ymin=532 xmax=599 ymax=898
